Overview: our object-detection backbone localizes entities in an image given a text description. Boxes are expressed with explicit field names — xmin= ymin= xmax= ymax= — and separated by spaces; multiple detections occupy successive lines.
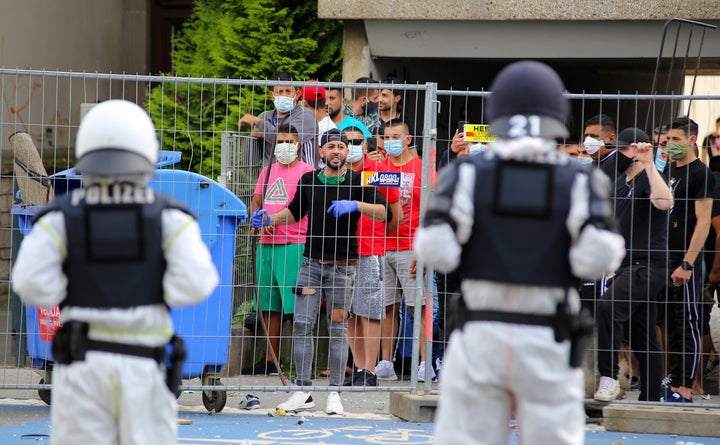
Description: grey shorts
xmin=351 ymin=255 xmax=385 ymax=320
xmin=384 ymin=250 xmax=424 ymax=307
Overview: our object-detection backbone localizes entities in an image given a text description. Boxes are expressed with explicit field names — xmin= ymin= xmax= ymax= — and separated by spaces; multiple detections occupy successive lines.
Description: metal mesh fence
xmin=2 ymin=68 xmax=720 ymax=415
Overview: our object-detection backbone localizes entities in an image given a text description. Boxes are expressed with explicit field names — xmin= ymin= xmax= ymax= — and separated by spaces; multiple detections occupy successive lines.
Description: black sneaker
xmin=343 ymin=368 xmax=363 ymax=386
xmin=241 ymin=360 xmax=278 ymax=376
xmin=352 ymin=369 xmax=378 ymax=387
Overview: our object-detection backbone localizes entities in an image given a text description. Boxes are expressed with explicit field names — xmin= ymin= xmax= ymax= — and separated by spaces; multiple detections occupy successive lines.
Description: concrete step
xmin=603 ymin=403 xmax=720 ymax=437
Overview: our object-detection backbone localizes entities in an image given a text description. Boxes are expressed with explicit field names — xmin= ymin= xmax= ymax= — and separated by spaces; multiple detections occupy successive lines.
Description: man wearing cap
xmin=594 ymin=128 xmax=673 ymax=403
xmin=415 ymin=61 xmax=625 ymax=445
xmin=251 ymin=129 xmax=388 ymax=415
xmin=300 ymin=82 xmax=337 ymax=146
xmin=239 ymin=72 xmax=319 ymax=167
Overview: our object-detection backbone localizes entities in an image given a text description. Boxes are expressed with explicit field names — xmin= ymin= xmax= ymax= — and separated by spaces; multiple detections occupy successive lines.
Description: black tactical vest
xmin=35 ymin=184 xmax=192 ymax=309
xmin=459 ymin=156 xmax=585 ymax=287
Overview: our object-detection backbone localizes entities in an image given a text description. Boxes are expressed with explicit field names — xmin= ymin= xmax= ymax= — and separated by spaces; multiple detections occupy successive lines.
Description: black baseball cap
xmin=613 ymin=128 xmax=651 ymax=148
xmin=486 ymin=61 xmax=569 ymax=139
xmin=319 ymin=129 xmax=348 ymax=147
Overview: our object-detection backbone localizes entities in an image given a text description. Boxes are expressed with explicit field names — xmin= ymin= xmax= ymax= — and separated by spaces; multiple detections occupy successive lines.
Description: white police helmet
xmin=75 ymin=100 xmax=159 ymax=176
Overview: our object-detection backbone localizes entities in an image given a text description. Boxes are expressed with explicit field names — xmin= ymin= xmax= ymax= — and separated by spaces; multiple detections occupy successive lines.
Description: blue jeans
xmin=293 ymin=257 xmax=356 ymax=387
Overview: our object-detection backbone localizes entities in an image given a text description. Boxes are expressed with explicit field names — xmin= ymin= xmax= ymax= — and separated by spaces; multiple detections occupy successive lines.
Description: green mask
xmin=666 ymin=141 xmax=688 ymax=160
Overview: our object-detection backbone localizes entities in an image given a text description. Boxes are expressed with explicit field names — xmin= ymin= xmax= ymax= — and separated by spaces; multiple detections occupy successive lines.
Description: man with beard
xmin=343 ymin=77 xmax=381 ymax=134
xmin=252 ymin=129 xmax=388 ymax=415
xmin=326 ymin=86 xmax=372 ymax=138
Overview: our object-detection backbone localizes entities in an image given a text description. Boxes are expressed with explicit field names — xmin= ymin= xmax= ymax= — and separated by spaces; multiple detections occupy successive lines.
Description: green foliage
xmin=146 ymin=0 xmax=343 ymax=175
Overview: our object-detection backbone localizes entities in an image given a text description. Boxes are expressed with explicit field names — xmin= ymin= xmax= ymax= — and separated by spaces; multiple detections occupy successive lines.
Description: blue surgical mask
xmin=273 ymin=95 xmax=295 ymax=113
xmin=577 ymin=156 xmax=593 ymax=166
xmin=654 ymin=149 xmax=666 ymax=172
xmin=468 ymin=143 xmax=486 ymax=155
xmin=347 ymin=144 xmax=364 ymax=163
xmin=384 ymin=140 xmax=404 ymax=156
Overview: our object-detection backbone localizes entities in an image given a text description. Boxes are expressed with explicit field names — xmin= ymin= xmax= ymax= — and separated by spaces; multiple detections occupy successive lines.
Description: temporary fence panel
xmin=3 ymin=67 xmax=720 ymax=416
xmin=0 ymin=70 xmax=436 ymax=413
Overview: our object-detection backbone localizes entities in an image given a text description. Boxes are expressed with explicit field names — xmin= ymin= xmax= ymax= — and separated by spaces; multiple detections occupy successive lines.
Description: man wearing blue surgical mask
xmin=239 ymin=72 xmax=319 ymax=167
xmin=376 ymin=119 xmax=436 ymax=383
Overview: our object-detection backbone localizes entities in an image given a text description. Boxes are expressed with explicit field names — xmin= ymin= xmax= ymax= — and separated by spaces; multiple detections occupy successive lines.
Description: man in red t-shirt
xmin=375 ymin=120 xmax=436 ymax=382
xmin=342 ymin=127 xmax=402 ymax=386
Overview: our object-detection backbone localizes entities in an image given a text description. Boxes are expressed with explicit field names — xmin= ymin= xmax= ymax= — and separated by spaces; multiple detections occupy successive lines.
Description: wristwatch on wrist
xmin=681 ymin=260 xmax=694 ymax=271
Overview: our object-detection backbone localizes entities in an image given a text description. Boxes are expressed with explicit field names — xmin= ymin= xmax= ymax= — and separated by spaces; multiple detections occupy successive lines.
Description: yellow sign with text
xmin=463 ymin=124 xmax=496 ymax=143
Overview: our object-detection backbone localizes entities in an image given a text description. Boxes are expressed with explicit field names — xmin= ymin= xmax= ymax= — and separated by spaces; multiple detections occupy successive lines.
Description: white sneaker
xmin=325 ymin=391 xmax=344 ymax=415
xmin=375 ymin=360 xmax=398 ymax=381
xmin=418 ymin=361 xmax=437 ymax=382
xmin=277 ymin=391 xmax=315 ymax=412
xmin=594 ymin=376 xmax=622 ymax=402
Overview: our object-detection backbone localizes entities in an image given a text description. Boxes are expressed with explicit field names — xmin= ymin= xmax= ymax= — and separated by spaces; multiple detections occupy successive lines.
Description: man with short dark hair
xmin=378 ymin=77 xmax=405 ymax=133
xmin=239 ymin=72 xmax=319 ymax=167
xmin=344 ymin=77 xmax=381 ymax=134
xmin=376 ymin=119 xmax=434 ymax=382
xmin=660 ymin=116 xmax=714 ymax=403
xmin=582 ymin=113 xmax=618 ymax=177
xmin=326 ymin=87 xmax=372 ymax=139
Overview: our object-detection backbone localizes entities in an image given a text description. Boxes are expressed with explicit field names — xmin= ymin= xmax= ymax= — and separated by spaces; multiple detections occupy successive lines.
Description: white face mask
xmin=346 ymin=144 xmax=364 ymax=163
xmin=583 ymin=136 xmax=604 ymax=155
xmin=274 ymin=142 xmax=298 ymax=165
xmin=273 ymin=95 xmax=295 ymax=113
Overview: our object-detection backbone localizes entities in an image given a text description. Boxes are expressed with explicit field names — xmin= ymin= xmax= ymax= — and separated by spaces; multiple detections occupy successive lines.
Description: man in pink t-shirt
xmin=375 ymin=120 xmax=436 ymax=383
xmin=242 ymin=124 xmax=314 ymax=377
xmin=342 ymin=127 xmax=402 ymax=387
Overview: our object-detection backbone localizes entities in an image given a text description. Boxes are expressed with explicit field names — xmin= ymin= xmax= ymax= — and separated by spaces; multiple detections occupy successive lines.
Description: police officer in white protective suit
xmin=12 ymin=100 xmax=219 ymax=445
xmin=414 ymin=61 xmax=626 ymax=445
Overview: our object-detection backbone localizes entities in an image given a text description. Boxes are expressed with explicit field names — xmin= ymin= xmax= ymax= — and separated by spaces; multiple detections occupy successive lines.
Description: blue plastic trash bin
xmin=12 ymin=152 xmax=246 ymax=412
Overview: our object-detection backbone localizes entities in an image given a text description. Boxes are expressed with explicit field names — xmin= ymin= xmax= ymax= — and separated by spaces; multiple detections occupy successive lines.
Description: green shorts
xmin=255 ymin=243 xmax=304 ymax=314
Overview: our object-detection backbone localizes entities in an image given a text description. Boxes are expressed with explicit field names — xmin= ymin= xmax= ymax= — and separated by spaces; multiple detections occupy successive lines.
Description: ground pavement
xmin=1 ymin=384 xmax=719 ymax=445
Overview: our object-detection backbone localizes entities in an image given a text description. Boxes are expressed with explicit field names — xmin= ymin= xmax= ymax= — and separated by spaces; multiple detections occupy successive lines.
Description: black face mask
xmin=616 ymin=153 xmax=634 ymax=173
xmin=362 ymin=100 xmax=379 ymax=114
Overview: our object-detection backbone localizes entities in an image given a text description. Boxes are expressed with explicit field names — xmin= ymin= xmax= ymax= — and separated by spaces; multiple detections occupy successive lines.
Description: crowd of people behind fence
xmin=236 ymin=71 xmax=720 ymax=413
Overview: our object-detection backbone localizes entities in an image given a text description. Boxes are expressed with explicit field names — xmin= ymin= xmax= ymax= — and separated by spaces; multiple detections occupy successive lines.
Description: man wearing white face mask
xmin=582 ymin=114 xmax=617 ymax=178
xmin=239 ymin=72 xmax=319 ymax=167
xmin=243 ymin=123 xmax=315 ymax=378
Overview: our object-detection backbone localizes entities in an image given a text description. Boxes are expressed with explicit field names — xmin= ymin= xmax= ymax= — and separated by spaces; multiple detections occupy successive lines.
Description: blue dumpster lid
xmin=47 ymin=150 xmax=183 ymax=197
xmin=149 ymin=169 xmax=247 ymax=248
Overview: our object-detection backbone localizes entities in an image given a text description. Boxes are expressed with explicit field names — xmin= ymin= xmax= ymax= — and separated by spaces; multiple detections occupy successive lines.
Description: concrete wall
xmin=0 ymin=0 xmax=149 ymax=73
xmin=0 ymin=0 xmax=151 ymax=286
xmin=319 ymin=0 xmax=720 ymax=20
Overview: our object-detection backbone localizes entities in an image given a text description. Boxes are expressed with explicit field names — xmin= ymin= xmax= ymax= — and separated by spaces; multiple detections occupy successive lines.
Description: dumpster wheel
xmin=38 ymin=378 xmax=51 ymax=405
xmin=38 ymin=364 xmax=53 ymax=405
xmin=201 ymin=374 xmax=226 ymax=413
